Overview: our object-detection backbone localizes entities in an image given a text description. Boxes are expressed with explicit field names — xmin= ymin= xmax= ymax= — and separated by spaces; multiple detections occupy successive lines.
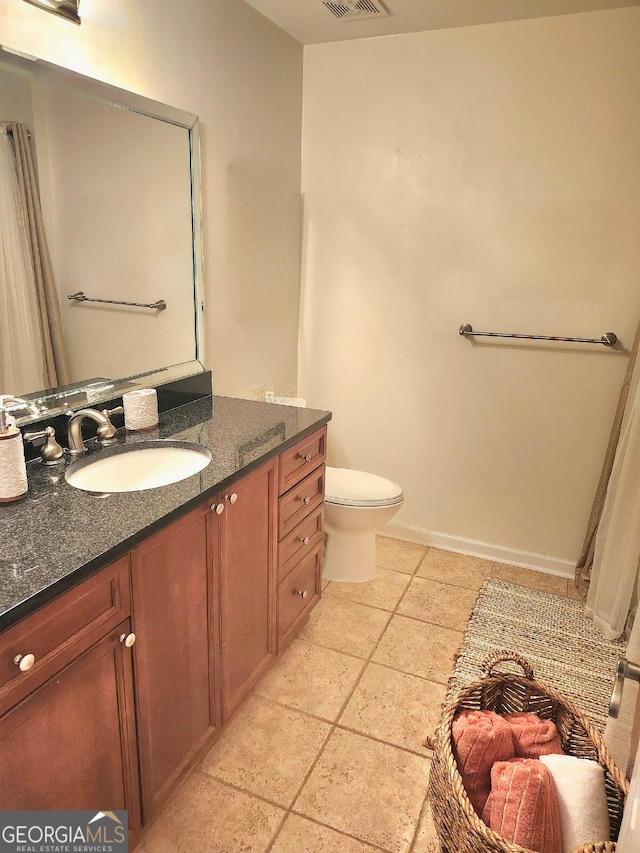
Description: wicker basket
xmin=427 ymin=650 xmax=629 ymax=853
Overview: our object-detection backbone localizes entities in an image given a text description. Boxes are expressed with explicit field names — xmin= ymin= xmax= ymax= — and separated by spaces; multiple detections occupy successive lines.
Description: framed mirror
xmin=0 ymin=45 xmax=205 ymax=425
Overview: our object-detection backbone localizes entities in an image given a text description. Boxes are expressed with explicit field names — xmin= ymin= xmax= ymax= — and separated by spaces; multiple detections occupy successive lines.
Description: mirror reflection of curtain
xmin=0 ymin=127 xmax=45 ymax=393
xmin=0 ymin=122 xmax=69 ymax=395
xmin=576 ymin=318 xmax=640 ymax=639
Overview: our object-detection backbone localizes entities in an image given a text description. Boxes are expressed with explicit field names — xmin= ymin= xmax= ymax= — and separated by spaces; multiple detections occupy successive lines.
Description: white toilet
xmin=323 ymin=466 xmax=404 ymax=582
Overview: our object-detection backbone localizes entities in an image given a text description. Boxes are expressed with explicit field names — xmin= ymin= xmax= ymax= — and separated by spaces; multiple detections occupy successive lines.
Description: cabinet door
xmin=130 ymin=504 xmax=218 ymax=823
xmin=0 ymin=556 xmax=130 ymax=714
xmin=214 ymin=459 xmax=277 ymax=722
xmin=0 ymin=620 xmax=140 ymax=826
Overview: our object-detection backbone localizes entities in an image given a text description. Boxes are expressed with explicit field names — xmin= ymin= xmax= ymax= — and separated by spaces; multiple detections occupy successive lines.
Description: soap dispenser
xmin=0 ymin=407 xmax=28 ymax=502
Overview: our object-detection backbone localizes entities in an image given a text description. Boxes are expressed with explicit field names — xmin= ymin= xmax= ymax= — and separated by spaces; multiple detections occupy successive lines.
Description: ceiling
xmin=241 ymin=0 xmax=639 ymax=44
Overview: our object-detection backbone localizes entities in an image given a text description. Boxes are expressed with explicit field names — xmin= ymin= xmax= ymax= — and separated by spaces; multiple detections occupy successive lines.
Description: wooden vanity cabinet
xmin=0 ymin=557 xmax=141 ymax=832
xmin=129 ymin=456 xmax=279 ymax=820
xmin=130 ymin=503 xmax=218 ymax=823
xmin=211 ymin=458 xmax=277 ymax=723
xmin=0 ymin=423 xmax=327 ymax=845
xmin=276 ymin=427 xmax=326 ymax=651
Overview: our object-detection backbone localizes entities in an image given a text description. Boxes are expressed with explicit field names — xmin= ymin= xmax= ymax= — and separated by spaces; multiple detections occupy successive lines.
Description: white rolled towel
xmin=540 ymin=754 xmax=610 ymax=853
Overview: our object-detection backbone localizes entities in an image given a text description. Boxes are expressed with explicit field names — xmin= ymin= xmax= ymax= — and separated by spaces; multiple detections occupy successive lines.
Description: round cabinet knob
xmin=13 ymin=653 xmax=35 ymax=672
xmin=299 ymin=453 xmax=312 ymax=463
xmin=211 ymin=502 xmax=225 ymax=515
xmin=299 ymin=495 xmax=310 ymax=505
xmin=225 ymin=493 xmax=238 ymax=504
xmin=297 ymin=536 xmax=310 ymax=545
xmin=119 ymin=632 xmax=136 ymax=648
xmin=296 ymin=589 xmax=308 ymax=599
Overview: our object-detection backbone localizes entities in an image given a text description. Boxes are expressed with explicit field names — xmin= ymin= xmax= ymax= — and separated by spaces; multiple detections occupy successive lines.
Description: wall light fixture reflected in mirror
xmin=22 ymin=0 xmax=81 ymax=25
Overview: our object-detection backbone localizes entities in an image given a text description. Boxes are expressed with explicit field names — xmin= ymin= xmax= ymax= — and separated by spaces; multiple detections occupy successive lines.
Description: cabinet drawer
xmin=278 ymin=466 xmax=325 ymax=540
xmin=0 ymin=556 xmax=130 ymax=713
xmin=278 ymin=427 xmax=327 ymax=495
xmin=277 ymin=544 xmax=321 ymax=645
xmin=278 ymin=505 xmax=323 ymax=583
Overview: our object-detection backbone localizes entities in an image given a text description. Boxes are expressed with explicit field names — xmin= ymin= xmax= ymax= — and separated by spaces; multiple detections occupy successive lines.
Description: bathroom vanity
xmin=0 ymin=395 xmax=330 ymax=848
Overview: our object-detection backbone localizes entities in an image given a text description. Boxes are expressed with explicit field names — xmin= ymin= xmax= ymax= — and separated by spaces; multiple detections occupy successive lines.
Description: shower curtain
xmin=0 ymin=127 xmax=45 ymax=393
xmin=577 ymin=318 xmax=640 ymax=640
xmin=0 ymin=122 xmax=69 ymax=395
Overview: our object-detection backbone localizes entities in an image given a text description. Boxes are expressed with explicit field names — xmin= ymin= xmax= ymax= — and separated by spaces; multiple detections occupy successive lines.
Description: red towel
xmin=451 ymin=709 xmax=515 ymax=816
xmin=503 ymin=712 xmax=565 ymax=758
xmin=482 ymin=758 xmax=562 ymax=853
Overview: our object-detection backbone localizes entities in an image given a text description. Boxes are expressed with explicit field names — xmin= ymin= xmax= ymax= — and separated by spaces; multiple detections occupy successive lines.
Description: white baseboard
xmin=381 ymin=521 xmax=575 ymax=579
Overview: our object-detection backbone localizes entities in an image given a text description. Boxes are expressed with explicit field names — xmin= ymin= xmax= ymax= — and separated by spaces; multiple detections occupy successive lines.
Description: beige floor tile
xmin=134 ymin=772 xmax=283 ymax=853
xmin=298 ymin=595 xmax=391 ymax=658
xmin=412 ymin=798 xmax=442 ymax=853
xmin=417 ymin=549 xmax=492 ymax=590
xmin=376 ymin=536 xmax=428 ymax=574
xmin=271 ymin=814 xmax=379 ymax=853
xmin=491 ymin=562 xmax=568 ymax=596
xmin=136 ymin=544 xmax=571 ymax=853
xmin=199 ymin=694 xmax=331 ymax=807
xmin=254 ymin=638 xmax=365 ymax=721
xmin=339 ymin=662 xmax=447 ymax=754
xmin=294 ymin=728 xmax=430 ymax=853
xmin=324 ymin=566 xmax=412 ymax=611
xmin=398 ymin=577 xmax=478 ymax=630
xmin=372 ymin=614 xmax=462 ymax=685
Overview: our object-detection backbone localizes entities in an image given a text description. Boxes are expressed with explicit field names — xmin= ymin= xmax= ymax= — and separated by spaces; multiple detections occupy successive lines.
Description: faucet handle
xmin=23 ymin=426 xmax=64 ymax=465
xmin=96 ymin=406 xmax=124 ymax=445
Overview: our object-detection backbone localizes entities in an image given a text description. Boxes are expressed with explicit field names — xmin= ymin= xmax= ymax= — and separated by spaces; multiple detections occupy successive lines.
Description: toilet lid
xmin=324 ymin=467 xmax=404 ymax=508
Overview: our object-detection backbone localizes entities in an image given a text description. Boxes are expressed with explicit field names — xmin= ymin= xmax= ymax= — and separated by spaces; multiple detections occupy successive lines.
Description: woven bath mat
xmin=446 ymin=577 xmax=627 ymax=731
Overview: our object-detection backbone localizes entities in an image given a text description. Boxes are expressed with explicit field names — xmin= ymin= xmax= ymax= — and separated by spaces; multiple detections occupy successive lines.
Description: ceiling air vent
xmin=322 ymin=0 xmax=391 ymax=22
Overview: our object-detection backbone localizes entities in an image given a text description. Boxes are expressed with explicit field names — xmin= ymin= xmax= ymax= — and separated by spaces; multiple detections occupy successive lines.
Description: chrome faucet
xmin=66 ymin=406 xmax=124 ymax=456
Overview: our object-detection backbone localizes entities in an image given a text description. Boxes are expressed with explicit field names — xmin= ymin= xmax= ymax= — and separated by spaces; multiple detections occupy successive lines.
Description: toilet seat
xmin=324 ymin=467 xmax=404 ymax=508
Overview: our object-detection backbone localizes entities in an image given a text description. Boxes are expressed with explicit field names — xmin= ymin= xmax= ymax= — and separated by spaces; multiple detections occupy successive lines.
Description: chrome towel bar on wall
xmin=459 ymin=323 xmax=617 ymax=347
xmin=68 ymin=291 xmax=167 ymax=311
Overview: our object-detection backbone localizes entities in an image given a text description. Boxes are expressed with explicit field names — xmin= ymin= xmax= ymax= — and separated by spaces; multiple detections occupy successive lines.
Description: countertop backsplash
xmin=20 ymin=370 xmax=214 ymax=463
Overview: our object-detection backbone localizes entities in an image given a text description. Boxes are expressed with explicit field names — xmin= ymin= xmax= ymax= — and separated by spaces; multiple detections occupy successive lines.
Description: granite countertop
xmin=0 ymin=395 xmax=332 ymax=631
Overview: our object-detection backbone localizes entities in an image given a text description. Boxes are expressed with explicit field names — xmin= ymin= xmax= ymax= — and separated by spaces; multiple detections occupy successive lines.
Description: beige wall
xmin=4 ymin=1 xmax=639 ymax=572
xmin=0 ymin=68 xmax=33 ymax=125
xmin=299 ymin=9 xmax=640 ymax=571
xmin=0 ymin=0 xmax=303 ymax=398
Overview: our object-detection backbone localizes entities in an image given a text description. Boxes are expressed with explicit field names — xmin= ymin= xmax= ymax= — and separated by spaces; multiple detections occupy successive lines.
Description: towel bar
xmin=68 ymin=291 xmax=167 ymax=311
xmin=459 ymin=324 xmax=617 ymax=347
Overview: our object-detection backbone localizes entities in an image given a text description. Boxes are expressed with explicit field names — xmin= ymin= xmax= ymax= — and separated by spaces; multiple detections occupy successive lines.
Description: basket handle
xmin=482 ymin=650 xmax=534 ymax=680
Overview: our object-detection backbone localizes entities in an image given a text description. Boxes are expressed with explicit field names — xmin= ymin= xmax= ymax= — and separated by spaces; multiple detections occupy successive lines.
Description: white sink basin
xmin=65 ymin=441 xmax=212 ymax=493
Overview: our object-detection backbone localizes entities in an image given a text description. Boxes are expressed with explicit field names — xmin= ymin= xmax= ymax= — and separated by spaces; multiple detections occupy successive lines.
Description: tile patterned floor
xmin=136 ymin=538 xmax=576 ymax=853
